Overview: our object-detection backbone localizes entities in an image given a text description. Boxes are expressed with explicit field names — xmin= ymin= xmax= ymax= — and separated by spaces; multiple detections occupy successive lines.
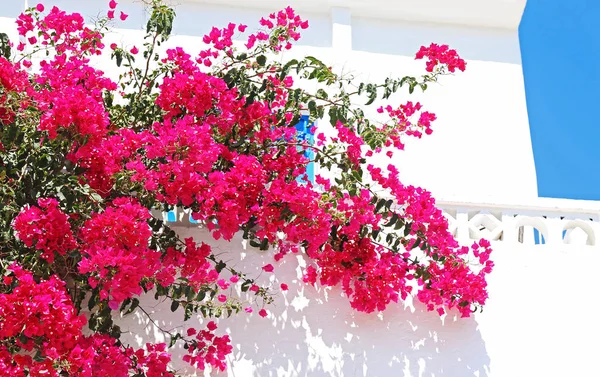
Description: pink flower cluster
xmin=376 ymin=101 xmax=437 ymax=149
xmin=0 ymin=265 xmax=175 ymax=377
xmin=18 ymin=5 xmax=104 ymax=56
xmin=12 ymin=198 xmax=77 ymax=263
xmin=415 ymin=43 xmax=467 ymax=73
xmin=161 ymin=238 xmax=219 ymax=291
xmin=0 ymin=265 xmax=86 ymax=363
xmin=35 ymin=53 xmax=116 ymax=139
xmin=365 ymin=163 xmax=492 ymax=316
xmin=247 ymin=6 xmax=309 ymax=51
xmin=79 ymin=197 xmax=161 ymax=305
xmin=335 ymin=121 xmax=364 ymax=167
xmin=417 ymin=239 xmax=494 ymax=317
xmin=183 ymin=322 xmax=233 ymax=371
xmin=0 ymin=57 xmax=32 ymax=123
xmin=0 ymin=0 xmax=486 ymax=374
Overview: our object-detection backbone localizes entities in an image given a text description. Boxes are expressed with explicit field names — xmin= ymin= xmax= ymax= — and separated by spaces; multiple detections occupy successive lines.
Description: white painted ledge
xmin=439 ymin=197 xmax=600 ymax=246
xmin=162 ymin=196 xmax=600 ymax=247
xmin=190 ymin=0 xmax=528 ymax=29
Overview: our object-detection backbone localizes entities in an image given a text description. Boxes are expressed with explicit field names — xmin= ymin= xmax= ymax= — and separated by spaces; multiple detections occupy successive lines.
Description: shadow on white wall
xmin=118 ymin=229 xmax=489 ymax=377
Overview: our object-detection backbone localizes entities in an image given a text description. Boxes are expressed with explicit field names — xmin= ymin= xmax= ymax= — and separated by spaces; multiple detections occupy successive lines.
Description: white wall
xmin=117 ymin=217 xmax=600 ymax=377
xmin=1 ymin=2 xmax=581 ymax=377
xmin=2 ymin=0 xmax=538 ymax=203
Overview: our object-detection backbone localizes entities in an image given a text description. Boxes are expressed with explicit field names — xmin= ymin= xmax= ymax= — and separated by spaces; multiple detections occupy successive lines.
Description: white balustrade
xmin=160 ymin=197 xmax=600 ymax=248
xmin=439 ymin=197 xmax=600 ymax=247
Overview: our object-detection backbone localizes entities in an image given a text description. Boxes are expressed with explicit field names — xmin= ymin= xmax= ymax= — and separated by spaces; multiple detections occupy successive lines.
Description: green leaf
xmin=0 ymin=32 xmax=11 ymax=59
xmin=328 ymin=107 xmax=338 ymax=127
xmin=88 ymin=290 xmax=99 ymax=311
xmin=308 ymin=100 xmax=317 ymax=115
xmin=375 ymin=198 xmax=386 ymax=213
xmin=259 ymin=237 xmax=269 ymax=251
xmin=215 ymin=260 xmax=226 ymax=273
xmin=365 ymin=84 xmax=377 ymax=105
xmin=410 ymin=238 xmax=421 ymax=250
xmin=184 ymin=305 xmax=193 ymax=321
xmin=316 ymin=88 xmax=329 ymax=100
xmin=33 ymin=350 xmax=46 ymax=362
xmin=384 ymin=213 xmax=398 ymax=227
xmin=114 ymin=50 xmax=123 ymax=67
xmin=124 ymin=298 xmax=140 ymax=315
xmin=170 ymin=301 xmax=180 ymax=312
xmin=169 ymin=333 xmax=181 ymax=348
xmin=357 ymin=83 xmax=365 ymax=95
xmin=305 ymin=56 xmax=325 ymax=66
xmin=256 ymin=55 xmax=267 ymax=66
xmin=280 ymin=59 xmax=298 ymax=79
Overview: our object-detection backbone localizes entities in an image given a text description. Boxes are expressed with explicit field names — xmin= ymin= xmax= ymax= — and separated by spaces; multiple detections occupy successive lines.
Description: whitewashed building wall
xmin=3 ymin=1 xmax=598 ymax=376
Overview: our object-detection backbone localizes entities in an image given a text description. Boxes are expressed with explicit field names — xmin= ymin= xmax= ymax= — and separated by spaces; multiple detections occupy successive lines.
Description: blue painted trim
xmin=295 ymin=115 xmax=315 ymax=184
xmin=167 ymin=210 xmax=176 ymax=222
xmin=533 ymin=228 xmax=546 ymax=245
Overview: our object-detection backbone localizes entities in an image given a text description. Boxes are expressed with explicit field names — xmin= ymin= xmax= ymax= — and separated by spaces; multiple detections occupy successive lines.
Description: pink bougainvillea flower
xmin=36 ymin=3 xmax=44 ymax=12
xmin=262 ymin=264 xmax=274 ymax=273
xmin=1 ymin=2 xmax=484 ymax=374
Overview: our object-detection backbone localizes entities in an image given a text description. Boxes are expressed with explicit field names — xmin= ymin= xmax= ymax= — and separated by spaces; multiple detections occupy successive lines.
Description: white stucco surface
xmin=2 ymin=1 xmax=587 ymax=377
xmin=115 ymin=213 xmax=600 ymax=377
xmin=2 ymin=0 xmax=538 ymax=203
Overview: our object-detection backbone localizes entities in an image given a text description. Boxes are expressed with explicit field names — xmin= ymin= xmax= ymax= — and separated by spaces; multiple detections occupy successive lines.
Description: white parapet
xmin=162 ymin=196 xmax=600 ymax=249
xmin=438 ymin=196 xmax=600 ymax=247
xmin=143 ymin=197 xmax=600 ymax=377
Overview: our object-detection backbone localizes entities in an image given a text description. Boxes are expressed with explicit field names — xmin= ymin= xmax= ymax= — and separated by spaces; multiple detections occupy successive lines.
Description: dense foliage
xmin=0 ymin=1 xmax=493 ymax=375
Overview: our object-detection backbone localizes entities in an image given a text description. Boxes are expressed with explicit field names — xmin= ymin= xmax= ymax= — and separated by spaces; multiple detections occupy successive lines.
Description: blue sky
xmin=520 ymin=0 xmax=600 ymax=200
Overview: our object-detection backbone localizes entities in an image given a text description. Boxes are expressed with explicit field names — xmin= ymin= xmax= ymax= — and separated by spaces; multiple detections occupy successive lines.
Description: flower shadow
xmin=117 ymin=229 xmax=489 ymax=377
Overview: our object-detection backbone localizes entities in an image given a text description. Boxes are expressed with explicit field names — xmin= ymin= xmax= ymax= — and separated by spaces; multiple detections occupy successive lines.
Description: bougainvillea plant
xmin=0 ymin=1 xmax=493 ymax=375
